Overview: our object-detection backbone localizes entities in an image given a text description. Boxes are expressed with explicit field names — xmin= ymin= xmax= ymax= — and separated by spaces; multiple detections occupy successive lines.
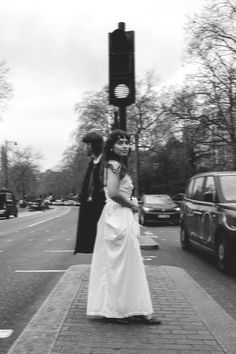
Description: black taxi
xmin=180 ymin=171 xmax=236 ymax=272
xmin=0 ymin=188 xmax=18 ymax=219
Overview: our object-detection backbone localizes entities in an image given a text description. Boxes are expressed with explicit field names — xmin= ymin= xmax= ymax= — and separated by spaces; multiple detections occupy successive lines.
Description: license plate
xmin=158 ymin=214 xmax=170 ymax=218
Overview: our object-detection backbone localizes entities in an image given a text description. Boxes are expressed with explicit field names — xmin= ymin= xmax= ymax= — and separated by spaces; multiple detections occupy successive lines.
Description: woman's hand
xmin=131 ymin=203 xmax=139 ymax=213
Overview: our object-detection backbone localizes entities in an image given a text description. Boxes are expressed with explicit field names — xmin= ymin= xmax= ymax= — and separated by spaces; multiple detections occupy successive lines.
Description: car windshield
xmin=219 ymin=175 xmax=236 ymax=202
xmin=144 ymin=195 xmax=173 ymax=204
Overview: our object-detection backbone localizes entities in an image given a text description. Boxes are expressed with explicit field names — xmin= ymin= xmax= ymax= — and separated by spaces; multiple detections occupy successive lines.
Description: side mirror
xmin=203 ymin=191 xmax=214 ymax=203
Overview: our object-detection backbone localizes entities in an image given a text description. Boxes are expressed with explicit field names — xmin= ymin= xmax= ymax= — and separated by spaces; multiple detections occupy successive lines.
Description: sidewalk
xmin=7 ymin=237 xmax=236 ymax=354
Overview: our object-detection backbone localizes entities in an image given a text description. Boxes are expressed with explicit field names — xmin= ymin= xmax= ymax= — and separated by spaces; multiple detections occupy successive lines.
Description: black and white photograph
xmin=1 ymin=0 xmax=236 ymax=353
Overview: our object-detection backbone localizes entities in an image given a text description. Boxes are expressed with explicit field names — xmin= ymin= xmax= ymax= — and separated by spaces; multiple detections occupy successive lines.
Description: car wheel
xmin=140 ymin=214 xmax=146 ymax=226
xmin=180 ymin=226 xmax=190 ymax=250
xmin=216 ymin=238 xmax=231 ymax=272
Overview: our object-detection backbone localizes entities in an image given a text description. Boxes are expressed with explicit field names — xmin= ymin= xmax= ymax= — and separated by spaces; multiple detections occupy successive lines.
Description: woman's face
xmin=113 ymin=137 xmax=130 ymax=157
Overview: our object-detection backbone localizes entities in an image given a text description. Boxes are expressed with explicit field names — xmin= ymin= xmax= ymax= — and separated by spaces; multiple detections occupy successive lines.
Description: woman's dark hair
xmin=104 ymin=130 xmax=131 ymax=178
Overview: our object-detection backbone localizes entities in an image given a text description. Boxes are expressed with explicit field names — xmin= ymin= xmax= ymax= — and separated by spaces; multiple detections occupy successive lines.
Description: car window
xmin=5 ymin=193 xmax=13 ymax=202
xmin=191 ymin=177 xmax=205 ymax=201
xmin=144 ymin=195 xmax=172 ymax=204
xmin=203 ymin=176 xmax=217 ymax=201
xmin=185 ymin=179 xmax=194 ymax=198
xmin=219 ymin=175 xmax=236 ymax=202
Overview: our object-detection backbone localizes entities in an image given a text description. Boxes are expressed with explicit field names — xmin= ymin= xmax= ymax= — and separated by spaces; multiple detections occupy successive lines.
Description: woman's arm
xmin=106 ymin=162 xmax=138 ymax=212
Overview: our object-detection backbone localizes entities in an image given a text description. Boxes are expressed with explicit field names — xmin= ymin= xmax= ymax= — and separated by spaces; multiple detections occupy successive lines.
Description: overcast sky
xmin=0 ymin=0 xmax=206 ymax=171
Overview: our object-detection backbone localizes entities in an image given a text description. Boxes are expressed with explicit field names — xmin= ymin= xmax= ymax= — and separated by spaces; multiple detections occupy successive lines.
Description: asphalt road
xmin=0 ymin=206 xmax=90 ymax=353
xmin=0 ymin=208 xmax=236 ymax=354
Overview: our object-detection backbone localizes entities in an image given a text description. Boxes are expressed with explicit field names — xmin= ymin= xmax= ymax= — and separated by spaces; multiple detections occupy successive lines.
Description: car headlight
xmin=175 ymin=207 xmax=180 ymax=212
xmin=143 ymin=207 xmax=152 ymax=212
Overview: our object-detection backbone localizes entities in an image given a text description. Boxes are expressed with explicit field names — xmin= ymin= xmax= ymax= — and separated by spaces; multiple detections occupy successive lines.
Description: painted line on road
xmin=0 ymin=329 xmax=14 ymax=338
xmin=15 ymin=270 xmax=66 ymax=273
xmin=27 ymin=208 xmax=71 ymax=228
xmin=19 ymin=211 xmax=42 ymax=218
xmin=44 ymin=250 xmax=73 ymax=253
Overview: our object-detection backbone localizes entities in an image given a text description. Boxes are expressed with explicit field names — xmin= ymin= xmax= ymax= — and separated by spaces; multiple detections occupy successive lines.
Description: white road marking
xmin=44 ymin=250 xmax=73 ymax=253
xmin=27 ymin=208 xmax=71 ymax=228
xmin=0 ymin=330 xmax=13 ymax=338
xmin=143 ymin=231 xmax=153 ymax=235
xmin=142 ymin=257 xmax=153 ymax=261
xmin=15 ymin=270 xmax=66 ymax=273
xmin=19 ymin=211 xmax=42 ymax=217
xmin=0 ymin=250 xmax=3 ymax=252
xmin=6 ymin=240 xmax=13 ymax=242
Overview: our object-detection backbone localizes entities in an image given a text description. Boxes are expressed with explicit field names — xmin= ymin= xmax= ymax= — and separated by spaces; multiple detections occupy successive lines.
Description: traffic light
xmin=109 ymin=27 xmax=135 ymax=107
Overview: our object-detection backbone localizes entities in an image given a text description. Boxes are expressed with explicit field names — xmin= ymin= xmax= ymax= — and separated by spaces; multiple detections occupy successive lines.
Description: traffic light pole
xmin=119 ymin=106 xmax=126 ymax=131
xmin=109 ymin=22 xmax=135 ymax=131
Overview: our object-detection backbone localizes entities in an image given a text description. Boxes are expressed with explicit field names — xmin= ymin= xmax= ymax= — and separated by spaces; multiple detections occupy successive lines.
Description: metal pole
xmin=119 ymin=106 xmax=127 ymax=131
xmin=118 ymin=22 xmax=125 ymax=30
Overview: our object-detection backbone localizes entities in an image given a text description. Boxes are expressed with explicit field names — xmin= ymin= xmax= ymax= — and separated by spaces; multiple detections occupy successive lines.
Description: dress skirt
xmin=87 ymin=198 xmax=153 ymax=318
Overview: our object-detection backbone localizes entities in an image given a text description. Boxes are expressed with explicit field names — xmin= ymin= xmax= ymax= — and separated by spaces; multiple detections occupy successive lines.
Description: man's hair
xmin=82 ymin=132 xmax=104 ymax=155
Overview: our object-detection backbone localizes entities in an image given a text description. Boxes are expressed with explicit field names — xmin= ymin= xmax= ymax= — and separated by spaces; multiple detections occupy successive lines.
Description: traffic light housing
xmin=109 ymin=28 xmax=135 ymax=107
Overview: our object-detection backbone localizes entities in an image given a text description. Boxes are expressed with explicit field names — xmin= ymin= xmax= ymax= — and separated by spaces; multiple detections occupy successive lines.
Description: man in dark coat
xmin=74 ymin=132 xmax=106 ymax=254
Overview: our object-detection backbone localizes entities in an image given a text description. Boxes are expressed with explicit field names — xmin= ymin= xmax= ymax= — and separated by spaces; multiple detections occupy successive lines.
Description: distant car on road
xmin=180 ymin=171 xmax=236 ymax=272
xmin=28 ymin=199 xmax=48 ymax=211
xmin=139 ymin=194 xmax=180 ymax=226
xmin=53 ymin=199 xmax=64 ymax=206
xmin=0 ymin=188 xmax=18 ymax=219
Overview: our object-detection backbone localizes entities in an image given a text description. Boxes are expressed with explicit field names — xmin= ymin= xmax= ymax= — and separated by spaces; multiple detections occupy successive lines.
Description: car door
xmin=188 ymin=176 xmax=205 ymax=242
xmin=198 ymin=176 xmax=217 ymax=249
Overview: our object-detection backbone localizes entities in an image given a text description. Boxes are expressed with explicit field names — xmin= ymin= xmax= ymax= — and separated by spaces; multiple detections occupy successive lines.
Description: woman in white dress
xmin=87 ymin=130 xmax=161 ymax=325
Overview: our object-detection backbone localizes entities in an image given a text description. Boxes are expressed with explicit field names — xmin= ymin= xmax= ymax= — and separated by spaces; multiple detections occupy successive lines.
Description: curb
xmin=139 ymin=235 xmax=159 ymax=250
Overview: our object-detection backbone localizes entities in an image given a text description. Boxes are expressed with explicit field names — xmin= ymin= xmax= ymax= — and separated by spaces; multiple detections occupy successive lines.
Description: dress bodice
xmin=104 ymin=174 xmax=133 ymax=201
xmin=119 ymin=174 xmax=133 ymax=198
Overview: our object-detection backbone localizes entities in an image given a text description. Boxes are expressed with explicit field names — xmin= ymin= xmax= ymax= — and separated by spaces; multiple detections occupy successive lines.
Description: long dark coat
xmin=74 ymin=157 xmax=106 ymax=254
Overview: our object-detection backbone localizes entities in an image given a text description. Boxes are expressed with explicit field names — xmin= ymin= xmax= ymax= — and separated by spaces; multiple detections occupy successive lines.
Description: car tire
xmin=140 ymin=214 xmax=146 ymax=226
xmin=180 ymin=226 xmax=190 ymax=250
xmin=216 ymin=237 xmax=231 ymax=272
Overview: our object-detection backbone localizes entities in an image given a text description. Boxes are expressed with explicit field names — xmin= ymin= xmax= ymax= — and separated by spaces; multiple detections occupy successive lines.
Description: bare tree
xmin=0 ymin=61 xmax=13 ymax=119
xmin=184 ymin=0 xmax=236 ymax=168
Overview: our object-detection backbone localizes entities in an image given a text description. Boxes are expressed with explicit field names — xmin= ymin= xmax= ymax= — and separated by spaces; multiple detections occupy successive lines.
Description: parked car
xmin=28 ymin=199 xmax=48 ymax=211
xmin=180 ymin=171 xmax=236 ymax=272
xmin=139 ymin=194 xmax=180 ymax=226
xmin=53 ymin=199 xmax=64 ymax=206
xmin=19 ymin=199 xmax=28 ymax=208
xmin=0 ymin=188 xmax=18 ymax=218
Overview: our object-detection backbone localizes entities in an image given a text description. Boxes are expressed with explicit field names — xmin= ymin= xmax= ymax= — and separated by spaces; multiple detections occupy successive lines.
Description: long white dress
xmin=87 ymin=168 xmax=153 ymax=319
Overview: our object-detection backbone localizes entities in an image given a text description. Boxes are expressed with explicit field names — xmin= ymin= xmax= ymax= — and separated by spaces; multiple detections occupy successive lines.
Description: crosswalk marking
xmin=44 ymin=250 xmax=73 ymax=253
xmin=15 ymin=270 xmax=66 ymax=273
xmin=0 ymin=330 xmax=13 ymax=338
